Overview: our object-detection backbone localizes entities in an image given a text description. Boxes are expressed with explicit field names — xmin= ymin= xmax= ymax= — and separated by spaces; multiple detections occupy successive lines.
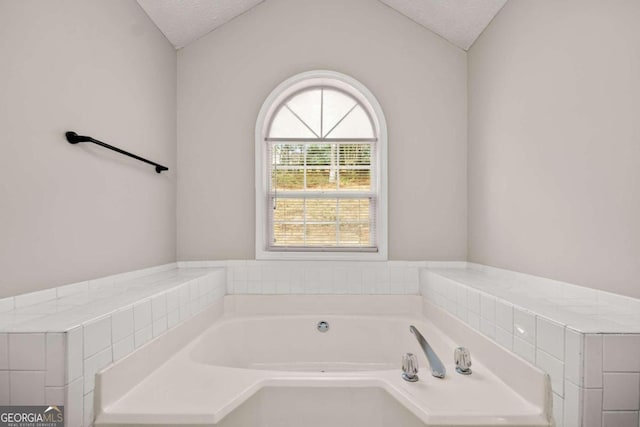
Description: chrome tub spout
xmin=409 ymin=325 xmax=446 ymax=378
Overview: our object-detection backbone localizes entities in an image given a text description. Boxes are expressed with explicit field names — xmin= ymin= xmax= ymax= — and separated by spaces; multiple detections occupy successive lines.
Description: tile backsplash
xmin=179 ymin=260 xmax=466 ymax=295
xmin=0 ymin=266 xmax=226 ymax=427
xmin=421 ymin=266 xmax=640 ymax=427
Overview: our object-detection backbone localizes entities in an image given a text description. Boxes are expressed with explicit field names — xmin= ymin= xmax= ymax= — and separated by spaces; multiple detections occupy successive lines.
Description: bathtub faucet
xmin=409 ymin=325 xmax=446 ymax=379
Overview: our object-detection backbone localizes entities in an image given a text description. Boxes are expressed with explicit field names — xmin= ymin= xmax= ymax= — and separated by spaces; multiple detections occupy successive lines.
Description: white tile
xmin=445 ymin=298 xmax=457 ymax=315
xmin=432 ymin=293 xmax=446 ymax=308
xmin=111 ymin=307 xmax=134 ymax=343
xmin=232 ymin=281 xmax=247 ymax=294
xmin=583 ymin=388 xmax=603 ymax=427
xmin=537 ymin=349 xmax=565 ymax=396
xmin=480 ymin=294 xmax=496 ymax=322
xmin=455 ymin=304 xmax=468 ymax=323
xmin=134 ymin=300 xmax=152 ymax=330
xmin=565 ymin=329 xmax=583 ymax=386
xmin=456 ymin=286 xmax=467 ymax=309
xmin=0 ymin=371 xmax=9 ymax=405
xmin=46 ymin=333 xmax=65 ymax=386
xmin=10 ymin=371 xmax=45 ymax=404
xmin=83 ymin=316 xmax=111 ymax=359
xmin=584 ymin=334 xmax=603 ymax=388
xmin=153 ymin=316 xmax=167 ymax=337
xmin=261 ymin=281 xmax=277 ymax=294
xmin=66 ymin=327 xmax=83 ymax=383
xmin=467 ymin=311 xmax=480 ymax=331
xmin=514 ymin=336 xmax=536 ymax=364
xmin=514 ymin=308 xmax=536 ymax=345
xmin=14 ymin=288 xmax=56 ymax=308
xmin=444 ymin=280 xmax=458 ymax=302
xmin=112 ymin=335 xmax=134 ymax=362
xmin=179 ymin=303 xmax=191 ymax=321
xmin=179 ymin=284 xmax=190 ymax=306
xmin=134 ymin=325 xmax=153 ymax=349
xmin=65 ymin=378 xmax=83 ymax=427
xmin=563 ymin=380 xmax=582 ymax=427
xmin=495 ymin=326 xmax=513 ymax=350
xmin=84 ymin=391 xmax=94 ymax=427
xmin=537 ymin=317 xmax=565 ymax=360
xmin=151 ymin=294 xmax=167 ymax=320
xmin=0 ymin=334 xmax=7 ymax=369
xmin=495 ymin=301 xmax=513 ymax=333
xmin=247 ymin=263 xmax=262 ymax=282
xmin=480 ymin=318 xmax=496 ymax=339
xmin=603 ymin=373 xmax=640 ymax=410
xmin=9 ymin=333 xmax=45 ymax=370
xmin=602 ymin=411 xmax=639 ymax=427
xmin=166 ymin=289 xmax=180 ymax=313
xmin=604 ymin=335 xmax=640 ymax=372
xmin=56 ymin=281 xmax=88 ymax=298
xmin=88 ymin=275 xmax=114 ymax=292
xmin=83 ymin=347 xmax=112 ymax=394
xmin=553 ymin=392 xmax=564 ymax=427
xmin=167 ymin=309 xmax=180 ymax=328
xmin=0 ymin=297 xmax=14 ymax=313
xmin=45 ymin=386 xmax=65 ymax=405
xmin=467 ymin=289 xmax=481 ymax=313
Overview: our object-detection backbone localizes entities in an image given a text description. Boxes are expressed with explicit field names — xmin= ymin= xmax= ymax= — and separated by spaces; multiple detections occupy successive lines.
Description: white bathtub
xmin=190 ymin=314 xmax=430 ymax=372
xmin=94 ymin=296 xmax=552 ymax=427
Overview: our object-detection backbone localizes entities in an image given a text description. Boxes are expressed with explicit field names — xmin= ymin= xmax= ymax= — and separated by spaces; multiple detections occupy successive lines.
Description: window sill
xmin=255 ymin=248 xmax=388 ymax=261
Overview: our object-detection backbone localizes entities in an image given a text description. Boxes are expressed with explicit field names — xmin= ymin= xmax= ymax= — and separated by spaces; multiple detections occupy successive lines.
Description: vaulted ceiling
xmin=136 ymin=0 xmax=507 ymax=50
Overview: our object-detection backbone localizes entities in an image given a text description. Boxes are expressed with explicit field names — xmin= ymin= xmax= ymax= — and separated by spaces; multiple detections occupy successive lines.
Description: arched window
xmin=255 ymin=71 xmax=387 ymax=259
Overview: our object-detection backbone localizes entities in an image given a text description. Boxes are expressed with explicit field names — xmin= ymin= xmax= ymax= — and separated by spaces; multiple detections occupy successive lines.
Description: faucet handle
xmin=454 ymin=347 xmax=472 ymax=375
xmin=402 ymin=353 xmax=419 ymax=382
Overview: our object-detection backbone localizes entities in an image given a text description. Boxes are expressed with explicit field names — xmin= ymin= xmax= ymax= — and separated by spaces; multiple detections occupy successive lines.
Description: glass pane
xmin=322 ymin=89 xmax=358 ymax=138
xmin=339 ymin=169 xmax=370 ymax=191
xmin=273 ymin=144 xmax=304 ymax=166
xmin=273 ymin=223 xmax=304 ymax=246
xmin=286 ymin=89 xmax=321 ymax=137
xmin=339 ymin=144 xmax=371 ymax=166
xmin=269 ymin=106 xmax=317 ymax=138
xmin=338 ymin=199 xmax=371 ymax=222
xmin=273 ymin=199 xmax=304 ymax=223
xmin=306 ymin=144 xmax=334 ymax=166
xmin=326 ymin=105 xmax=375 ymax=139
xmin=272 ymin=169 xmax=304 ymax=191
xmin=339 ymin=223 xmax=370 ymax=246
xmin=306 ymin=224 xmax=337 ymax=247
xmin=306 ymin=199 xmax=337 ymax=222
xmin=307 ymin=169 xmax=337 ymax=191
xmin=272 ymin=144 xmax=305 ymax=191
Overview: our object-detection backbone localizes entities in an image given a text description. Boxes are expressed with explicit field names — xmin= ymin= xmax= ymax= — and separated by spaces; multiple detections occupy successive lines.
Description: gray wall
xmin=177 ymin=0 xmax=468 ymax=262
xmin=468 ymin=0 xmax=640 ymax=298
xmin=0 ymin=0 xmax=177 ymax=297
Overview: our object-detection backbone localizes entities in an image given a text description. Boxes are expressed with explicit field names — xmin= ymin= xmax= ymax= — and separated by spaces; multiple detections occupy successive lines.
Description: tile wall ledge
xmin=0 ymin=265 xmax=224 ymax=333
xmin=423 ymin=263 xmax=640 ymax=334
xmin=176 ymin=260 xmax=468 ymax=268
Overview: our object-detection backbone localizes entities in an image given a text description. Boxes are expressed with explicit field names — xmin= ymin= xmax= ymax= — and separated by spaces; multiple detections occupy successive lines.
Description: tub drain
xmin=317 ymin=321 xmax=330 ymax=333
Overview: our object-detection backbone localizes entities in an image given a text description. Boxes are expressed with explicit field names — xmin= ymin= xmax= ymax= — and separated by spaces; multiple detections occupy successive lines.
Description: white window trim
xmin=255 ymin=70 xmax=388 ymax=260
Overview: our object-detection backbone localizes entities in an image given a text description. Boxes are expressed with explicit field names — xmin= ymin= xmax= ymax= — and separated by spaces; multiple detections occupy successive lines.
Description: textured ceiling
xmin=137 ymin=0 xmax=506 ymax=51
xmin=136 ymin=0 xmax=264 ymax=49
xmin=378 ymin=0 xmax=507 ymax=50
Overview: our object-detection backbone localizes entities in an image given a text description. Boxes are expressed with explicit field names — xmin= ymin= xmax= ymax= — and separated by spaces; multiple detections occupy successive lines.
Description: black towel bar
xmin=65 ymin=131 xmax=168 ymax=173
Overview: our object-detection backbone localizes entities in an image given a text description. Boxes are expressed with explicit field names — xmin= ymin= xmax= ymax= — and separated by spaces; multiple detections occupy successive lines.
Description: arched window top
xmin=268 ymin=87 xmax=376 ymax=140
